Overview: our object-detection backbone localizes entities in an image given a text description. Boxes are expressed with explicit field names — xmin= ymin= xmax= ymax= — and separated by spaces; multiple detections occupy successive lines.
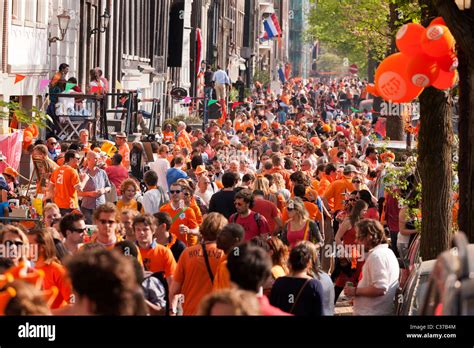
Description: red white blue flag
xmin=260 ymin=14 xmax=282 ymax=42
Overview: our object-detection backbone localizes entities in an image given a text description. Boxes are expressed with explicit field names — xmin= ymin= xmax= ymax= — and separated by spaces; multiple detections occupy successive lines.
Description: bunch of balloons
xmin=367 ymin=17 xmax=458 ymax=104
xmin=22 ymin=124 xmax=39 ymax=151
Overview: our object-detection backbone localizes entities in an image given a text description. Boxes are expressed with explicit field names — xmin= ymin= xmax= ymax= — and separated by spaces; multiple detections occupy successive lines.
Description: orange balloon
xmin=375 ymin=53 xmax=424 ymax=103
xmin=407 ymin=53 xmax=440 ymax=88
xmin=436 ymin=52 xmax=458 ymax=72
xmin=396 ymin=23 xmax=426 ymax=56
xmin=23 ymin=130 xmax=33 ymax=144
xmin=421 ymin=25 xmax=455 ymax=58
xmin=29 ymin=124 xmax=39 ymax=138
xmin=432 ymin=69 xmax=458 ymax=90
xmin=430 ymin=17 xmax=446 ymax=27
xmin=366 ymin=83 xmax=379 ymax=96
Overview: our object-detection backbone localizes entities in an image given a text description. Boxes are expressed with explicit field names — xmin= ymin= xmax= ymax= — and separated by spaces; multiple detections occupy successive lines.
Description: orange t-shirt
xmin=163 ymin=131 xmax=175 ymax=143
xmin=138 ymin=242 xmax=177 ymax=277
xmin=282 ymin=201 xmax=322 ymax=224
xmin=323 ymin=177 xmax=355 ymax=212
xmin=177 ymin=131 xmax=192 ymax=151
xmin=213 ymin=256 xmax=231 ymax=291
xmin=50 ymin=165 xmax=80 ymax=209
xmin=119 ymin=143 xmax=131 ymax=170
xmin=269 ymin=167 xmax=291 ymax=189
xmin=174 ymin=242 xmax=224 ymax=315
xmin=159 ymin=203 xmax=199 ymax=246
xmin=35 ymin=260 xmax=71 ymax=309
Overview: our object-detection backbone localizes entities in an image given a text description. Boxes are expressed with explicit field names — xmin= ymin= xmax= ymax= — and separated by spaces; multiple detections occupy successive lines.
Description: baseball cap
xmin=343 ymin=164 xmax=360 ymax=175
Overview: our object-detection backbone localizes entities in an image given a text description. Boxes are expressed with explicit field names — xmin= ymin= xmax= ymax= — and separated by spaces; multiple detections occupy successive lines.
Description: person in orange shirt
xmin=213 ymin=223 xmax=245 ymax=291
xmin=169 ymin=213 xmax=227 ymax=316
xmin=317 ymin=164 xmax=337 ymax=197
xmin=115 ymin=132 xmax=130 ymax=170
xmin=49 ymin=150 xmax=88 ymax=215
xmin=133 ymin=214 xmax=176 ymax=286
xmin=281 ymin=184 xmax=323 ymax=225
xmin=177 ymin=121 xmax=192 ymax=152
xmin=159 ymin=182 xmax=199 ymax=246
xmin=162 ymin=123 xmax=175 ymax=143
xmin=78 ymin=129 xmax=92 ymax=152
xmin=268 ymin=155 xmax=291 ymax=189
xmin=323 ymin=164 xmax=358 ymax=235
xmin=27 ymin=229 xmax=71 ymax=309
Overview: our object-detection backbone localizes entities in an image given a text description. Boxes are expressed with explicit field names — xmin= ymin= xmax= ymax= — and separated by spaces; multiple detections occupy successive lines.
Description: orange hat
xmin=322 ymin=124 xmax=331 ymax=132
xmin=310 ymin=137 xmax=321 ymax=147
xmin=3 ymin=167 xmax=19 ymax=179
xmin=194 ymin=165 xmax=207 ymax=175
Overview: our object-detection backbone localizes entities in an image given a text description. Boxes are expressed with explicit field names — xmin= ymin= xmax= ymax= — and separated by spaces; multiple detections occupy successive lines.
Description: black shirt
xmin=204 ymin=71 xmax=214 ymax=88
xmin=208 ymin=190 xmax=237 ymax=219
xmin=270 ymin=277 xmax=323 ymax=316
xmin=168 ymin=236 xmax=186 ymax=262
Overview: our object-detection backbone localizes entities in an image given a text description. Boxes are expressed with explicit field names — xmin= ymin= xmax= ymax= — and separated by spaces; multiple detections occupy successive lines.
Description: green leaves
xmin=0 ymin=100 xmax=52 ymax=129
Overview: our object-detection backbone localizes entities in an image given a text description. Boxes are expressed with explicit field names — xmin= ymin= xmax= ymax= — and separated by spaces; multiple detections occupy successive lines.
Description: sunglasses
xmin=71 ymin=227 xmax=87 ymax=233
xmin=234 ymin=202 xmax=245 ymax=207
xmin=352 ymin=180 xmax=361 ymax=184
xmin=4 ymin=240 xmax=24 ymax=247
xmin=99 ymin=219 xmax=116 ymax=225
xmin=170 ymin=190 xmax=182 ymax=194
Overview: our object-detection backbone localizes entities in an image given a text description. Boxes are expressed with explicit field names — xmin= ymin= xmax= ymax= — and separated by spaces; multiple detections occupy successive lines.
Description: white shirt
xmin=353 ymin=244 xmax=400 ymax=316
xmin=213 ymin=69 xmax=231 ymax=85
xmin=142 ymin=189 xmax=163 ymax=215
xmin=149 ymin=158 xmax=170 ymax=193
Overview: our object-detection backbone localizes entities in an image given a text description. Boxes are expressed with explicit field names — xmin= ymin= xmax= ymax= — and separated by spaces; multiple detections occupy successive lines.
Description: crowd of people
xmin=0 ymin=74 xmax=419 ymax=317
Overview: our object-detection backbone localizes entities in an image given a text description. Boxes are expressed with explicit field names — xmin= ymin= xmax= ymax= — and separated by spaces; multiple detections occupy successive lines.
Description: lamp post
xmin=90 ymin=8 xmax=111 ymax=37
xmin=48 ymin=11 xmax=71 ymax=44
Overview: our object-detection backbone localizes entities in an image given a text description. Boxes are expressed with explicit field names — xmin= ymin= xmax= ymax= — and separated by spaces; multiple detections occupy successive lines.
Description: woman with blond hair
xmin=299 ymin=241 xmax=335 ymax=316
xmin=27 ymin=229 xmax=71 ymax=309
xmin=254 ymin=176 xmax=278 ymax=206
xmin=0 ymin=225 xmax=29 ymax=266
xmin=169 ymin=213 xmax=227 ymax=315
xmin=267 ymin=236 xmax=289 ymax=280
xmin=117 ymin=179 xmax=144 ymax=214
xmin=272 ymin=173 xmax=290 ymax=211
xmin=281 ymin=198 xmax=323 ymax=249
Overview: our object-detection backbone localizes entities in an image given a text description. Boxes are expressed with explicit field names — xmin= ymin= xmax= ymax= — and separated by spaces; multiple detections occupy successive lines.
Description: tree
xmin=415 ymin=0 xmax=454 ymax=260
xmin=432 ymin=1 xmax=474 ymax=242
xmin=316 ymin=53 xmax=346 ymax=75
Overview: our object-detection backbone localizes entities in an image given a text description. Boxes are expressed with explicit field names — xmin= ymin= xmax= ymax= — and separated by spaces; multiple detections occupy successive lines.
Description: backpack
xmin=143 ymin=271 xmax=169 ymax=315
xmin=158 ymin=186 xmax=170 ymax=208
xmin=229 ymin=212 xmax=263 ymax=232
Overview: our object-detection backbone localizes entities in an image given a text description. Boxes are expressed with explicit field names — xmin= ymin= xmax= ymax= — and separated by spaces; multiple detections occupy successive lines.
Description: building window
xmin=36 ymin=0 xmax=46 ymax=24
xmin=12 ymin=0 xmax=20 ymax=21
xmin=25 ymin=0 xmax=36 ymax=23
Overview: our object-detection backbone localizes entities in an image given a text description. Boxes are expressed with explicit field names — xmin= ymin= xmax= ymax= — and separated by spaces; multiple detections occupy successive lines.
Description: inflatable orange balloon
xmin=407 ymin=53 xmax=440 ymax=88
xmin=421 ymin=25 xmax=455 ymax=58
xmin=375 ymin=53 xmax=424 ymax=103
xmin=432 ymin=69 xmax=458 ymax=90
xmin=366 ymin=83 xmax=379 ymax=96
xmin=430 ymin=17 xmax=446 ymax=27
xmin=23 ymin=130 xmax=33 ymax=144
xmin=396 ymin=23 xmax=426 ymax=56
xmin=436 ymin=52 xmax=458 ymax=72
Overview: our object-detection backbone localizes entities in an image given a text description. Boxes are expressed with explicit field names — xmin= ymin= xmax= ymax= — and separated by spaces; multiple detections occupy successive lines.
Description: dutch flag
xmin=260 ymin=13 xmax=282 ymax=42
